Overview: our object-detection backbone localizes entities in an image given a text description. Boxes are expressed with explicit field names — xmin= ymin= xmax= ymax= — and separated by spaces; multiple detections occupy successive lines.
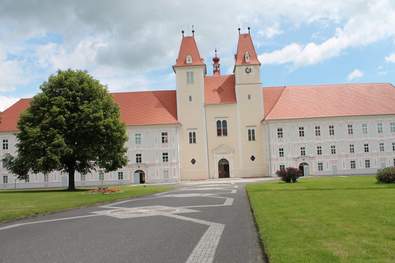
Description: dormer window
xmin=186 ymin=55 xmax=192 ymax=64
xmin=244 ymin=52 xmax=250 ymax=63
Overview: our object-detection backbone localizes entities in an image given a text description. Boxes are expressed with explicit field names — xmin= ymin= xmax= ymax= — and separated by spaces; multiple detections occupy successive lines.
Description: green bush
xmin=276 ymin=167 xmax=301 ymax=183
xmin=376 ymin=167 xmax=395 ymax=184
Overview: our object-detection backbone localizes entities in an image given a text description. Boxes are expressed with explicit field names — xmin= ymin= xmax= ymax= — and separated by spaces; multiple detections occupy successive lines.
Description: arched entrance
xmin=134 ymin=170 xmax=146 ymax=184
xmin=298 ymin=162 xmax=309 ymax=176
xmin=218 ymin=159 xmax=230 ymax=178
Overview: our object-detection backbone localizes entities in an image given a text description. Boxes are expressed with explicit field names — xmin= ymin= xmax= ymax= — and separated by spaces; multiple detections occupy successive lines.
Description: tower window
xmin=248 ymin=128 xmax=256 ymax=141
xmin=216 ymin=120 xmax=228 ymax=136
xmin=186 ymin=55 xmax=192 ymax=64
xmin=136 ymin=154 xmax=142 ymax=163
xmin=186 ymin=71 xmax=194 ymax=84
xmin=188 ymin=131 xmax=196 ymax=144
xmin=244 ymin=52 xmax=250 ymax=63
xmin=189 ymin=95 xmax=192 ymax=102
xmin=247 ymin=94 xmax=251 ymax=100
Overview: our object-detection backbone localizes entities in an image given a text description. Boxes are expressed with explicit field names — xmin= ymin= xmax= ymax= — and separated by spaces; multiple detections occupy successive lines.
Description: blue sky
xmin=1 ymin=0 xmax=395 ymax=110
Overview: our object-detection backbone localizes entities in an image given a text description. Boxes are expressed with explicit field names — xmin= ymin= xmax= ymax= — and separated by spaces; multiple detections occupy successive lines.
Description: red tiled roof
xmin=205 ymin=75 xmax=236 ymax=105
xmin=0 ymin=99 xmax=31 ymax=132
xmin=0 ymin=91 xmax=178 ymax=132
xmin=235 ymin=33 xmax=260 ymax=65
xmin=263 ymin=83 xmax=395 ymax=120
xmin=174 ymin=36 xmax=204 ymax=67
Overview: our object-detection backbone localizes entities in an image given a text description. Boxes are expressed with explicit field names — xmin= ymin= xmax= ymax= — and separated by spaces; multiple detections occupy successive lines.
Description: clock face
xmin=245 ymin=67 xmax=252 ymax=74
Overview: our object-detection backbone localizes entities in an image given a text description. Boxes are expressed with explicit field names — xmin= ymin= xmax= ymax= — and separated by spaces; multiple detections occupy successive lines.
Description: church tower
xmin=173 ymin=31 xmax=209 ymax=180
xmin=233 ymin=28 xmax=267 ymax=177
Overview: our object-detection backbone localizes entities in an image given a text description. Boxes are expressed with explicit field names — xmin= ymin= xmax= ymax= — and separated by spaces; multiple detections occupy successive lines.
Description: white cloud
xmin=347 ymin=69 xmax=364 ymax=81
xmin=0 ymin=48 xmax=29 ymax=92
xmin=385 ymin=53 xmax=395 ymax=62
xmin=260 ymin=0 xmax=395 ymax=67
xmin=258 ymin=23 xmax=283 ymax=39
xmin=0 ymin=95 xmax=19 ymax=111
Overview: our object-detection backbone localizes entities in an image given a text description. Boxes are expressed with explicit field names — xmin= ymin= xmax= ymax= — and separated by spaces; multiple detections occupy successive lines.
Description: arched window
xmin=244 ymin=52 xmax=250 ymax=63
xmin=217 ymin=120 xmax=222 ymax=136
xmin=222 ymin=120 xmax=228 ymax=136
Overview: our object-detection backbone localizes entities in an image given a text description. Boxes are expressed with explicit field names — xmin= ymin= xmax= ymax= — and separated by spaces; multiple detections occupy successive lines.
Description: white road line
xmin=0 ymin=214 xmax=100 ymax=231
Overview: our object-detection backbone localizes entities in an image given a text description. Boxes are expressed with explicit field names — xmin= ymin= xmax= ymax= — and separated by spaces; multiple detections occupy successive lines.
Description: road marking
xmin=165 ymin=214 xmax=225 ymax=263
xmin=92 ymin=206 xmax=198 ymax=219
xmin=0 ymin=214 xmax=100 ymax=231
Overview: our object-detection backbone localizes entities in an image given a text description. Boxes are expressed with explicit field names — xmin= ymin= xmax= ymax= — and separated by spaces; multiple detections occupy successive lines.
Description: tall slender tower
xmin=173 ymin=31 xmax=209 ymax=180
xmin=233 ymin=28 xmax=267 ymax=177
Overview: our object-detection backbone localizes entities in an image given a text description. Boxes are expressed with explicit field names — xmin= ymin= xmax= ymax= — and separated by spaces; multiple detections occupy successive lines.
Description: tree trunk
xmin=68 ymin=168 xmax=76 ymax=191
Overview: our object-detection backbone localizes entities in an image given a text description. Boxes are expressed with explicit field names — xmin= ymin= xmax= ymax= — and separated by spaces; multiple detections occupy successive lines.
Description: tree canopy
xmin=4 ymin=70 xmax=128 ymax=190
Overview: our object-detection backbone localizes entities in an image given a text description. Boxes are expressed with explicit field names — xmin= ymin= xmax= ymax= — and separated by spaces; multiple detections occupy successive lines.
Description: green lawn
xmin=247 ymin=176 xmax=395 ymax=263
xmin=0 ymin=184 xmax=173 ymax=223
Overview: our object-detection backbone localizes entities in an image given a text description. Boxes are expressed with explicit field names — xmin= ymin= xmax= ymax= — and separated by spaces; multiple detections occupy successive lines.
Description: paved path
xmin=0 ymin=182 xmax=265 ymax=263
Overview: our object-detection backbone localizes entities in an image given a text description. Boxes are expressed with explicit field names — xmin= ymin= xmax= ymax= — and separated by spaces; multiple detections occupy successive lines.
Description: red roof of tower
xmin=174 ymin=36 xmax=205 ymax=67
xmin=235 ymin=33 xmax=260 ymax=65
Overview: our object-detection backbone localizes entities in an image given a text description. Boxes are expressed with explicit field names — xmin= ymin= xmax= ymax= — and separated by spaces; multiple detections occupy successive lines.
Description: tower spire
xmin=212 ymin=48 xmax=220 ymax=75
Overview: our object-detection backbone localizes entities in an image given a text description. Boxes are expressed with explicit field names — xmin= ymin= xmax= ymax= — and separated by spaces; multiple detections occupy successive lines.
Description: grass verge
xmin=0 ymin=184 xmax=173 ymax=223
xmin=246 ymin=176 xmax=395 ymax=263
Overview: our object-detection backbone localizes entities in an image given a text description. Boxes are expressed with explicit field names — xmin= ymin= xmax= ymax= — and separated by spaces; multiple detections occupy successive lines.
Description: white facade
xmin=265 ymin=115 xmax=395 ymax=176
xmin=0 ymin=125 xmax=179 ymax=189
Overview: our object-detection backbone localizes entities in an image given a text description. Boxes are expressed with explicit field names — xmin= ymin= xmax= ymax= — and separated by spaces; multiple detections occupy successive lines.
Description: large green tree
xmin=4 ymin=70 xmax=128 ymax=191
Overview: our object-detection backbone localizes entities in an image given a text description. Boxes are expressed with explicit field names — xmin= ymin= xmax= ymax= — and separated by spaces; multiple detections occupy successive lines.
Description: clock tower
xmin=233 ymin=28 xmax=267 ymax=177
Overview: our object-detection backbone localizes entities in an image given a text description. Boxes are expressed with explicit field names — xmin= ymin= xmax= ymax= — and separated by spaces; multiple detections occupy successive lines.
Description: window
xmin=391 ymin=122 xmax=395 ymax=133
xmin=329 ymin=125 xmax=335 ymax=136
xmin=317 ymin=146 xmax=322 ymax=155
xmin=3 ymin=176 xmax=8 ymax=184
xmin=380 ymin=143 xmax=385 ymax=152
xmin=315 ymin=126 xmax=321 ymax=136
xmin=377 ymin=123 xmax=383 ymax=134
xmin=298 ymin=127 xmax=304 ymax=137
xmin=349 ymin=144 xmax=355 ymax=153
xmin=44 ymin=174 xmax=48 ymax=183
xmin=25 ymin=175 xmax=29 ymax=183
xmin=216 ymin=120 xmax=228 ymax=136
xmin=392 ymin=142 xmax=395 ymax=152
xmin=186 ymin=71 xmax=194 ymax=84
xmin=364 ymin=143 xmax=369 ymax=153
xmin=136 ymin=153 xmax=142 ymax=163
xmin=118 ymin=172 xmax=124 ymax=180
xmin=188 ymin=95 xmax=192 ymax=102
xmin=186 ymin=55 xmax=192 ymax=64
xmin=2 ymin=139 xmax=8 ymax=150
xmin=248 ymin=128 xmax=256 ymax=141
xmin=277 ymin=128 xmax=283 ymax=139
xmin=300 ymin=147 xmax=306 ymax=156
xmin=331 ymin=145 xmax=336 ymax=155
xmin=135 ymin=133 xmax=142 ymax=145
xmin=393 ymin=158 xmax=395 ymax=167
xmin=347 ymin=124 xmax=353 ymax=135
xmin=365 ymin=159 xmax=370 ymax=168
xmin=279 ymin=164 xmax=285 ymax=170
xmin=161 ymin=132 xmax=168 ymax=144
xmin=189 ymin=131 xmax=196 ymax=144
xmin=247 ymin=94 xmax=251 ymax=100
xmin=279 ymin=148 xmax=284 ymax=157
xmin=162 ymin=152 xmax=169 ymax=163
xmin=350 ymin=160 xmax=356 ymax=169
xmin=244 ymin=51 xmax=250 ymax=62
xmin=362 ymin=123 xmax=368 ymax=134
xmin=318 ymin=162 xmax=323 ymax=171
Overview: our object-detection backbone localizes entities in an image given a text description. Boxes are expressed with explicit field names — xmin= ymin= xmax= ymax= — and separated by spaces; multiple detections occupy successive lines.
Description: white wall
xmin=265 ymin=115 xmax=395 ymax=176
xmin=0 ymin=125 xmax=179 ymax=189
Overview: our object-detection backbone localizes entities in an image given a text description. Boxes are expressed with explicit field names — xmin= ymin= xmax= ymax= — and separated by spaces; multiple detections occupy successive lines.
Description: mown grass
xmin=247 ymin=176 xmax=395 ymax=263
xmin=0 ymin=184 xmax=173 ymax=223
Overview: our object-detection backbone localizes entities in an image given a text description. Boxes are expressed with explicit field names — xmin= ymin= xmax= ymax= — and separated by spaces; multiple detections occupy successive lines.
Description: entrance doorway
xmin=298 ymin=162 xmax=309 ymax=176
xmin=218 ymin=159 xmax=230 ymax=178
xmin=134 ymin=170 xmax=145 ymax=184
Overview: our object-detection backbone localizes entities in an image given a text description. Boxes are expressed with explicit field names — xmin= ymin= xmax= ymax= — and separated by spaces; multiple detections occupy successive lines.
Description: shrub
xmin=276 ymin=167 xmax=301 ymax=183
xmin=376 ymin=167 xmax=395 ymax=184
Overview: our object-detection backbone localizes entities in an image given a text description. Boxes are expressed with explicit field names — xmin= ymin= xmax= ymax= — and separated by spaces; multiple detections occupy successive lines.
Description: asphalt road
xmin=0 ymin=182 xmax=265 ymax=263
